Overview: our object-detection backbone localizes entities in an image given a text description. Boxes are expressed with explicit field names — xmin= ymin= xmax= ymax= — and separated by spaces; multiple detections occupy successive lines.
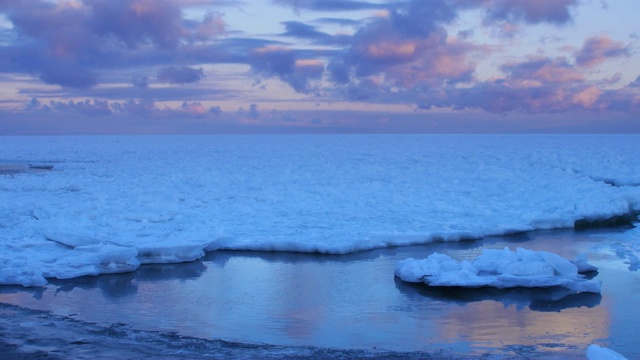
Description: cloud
xmin=271 ymin=0 xmax=386 ymax=12
xmin=280 ymin=21 xmax=329 ymax=40
xmin=409 ymin=54 xmax=619 ymax=113
xmin=3 ymin=0 xmax=638 ymax=126
xmin=0 ymin=0 xmax=226 ymax=88
xmin=248 ymin=103 xmax=259 ymax=119
xmin=88 ymin=0 xmax=185 ymax=49
xmin=248 ymin=45 xmax=325 ymax=93
xmin=293 ymin=0 xmax=624 ymax=114
xmin=249 ymin=46 xmax=295 ymax=77
xmin=312 ymin=17 xmax=361 ymax=27
xmin=24 ymin=96 xmax=233 ymax=119
xmin=275 ymin=0 xmax=579 ymax=26
xmin=482 ymin=0 xmax=578 ymax=25
xmin=437 ymin=82 xmax=598 ymax=113
xmin=324 ymin=1 xmax=481 ymax=98
xmin=183 ymin=11 xmax=227 ymax=42
xmin=157 ymin=66 xmax=205 ymax=84
xmin=575 ymin=35 xmax=630 ymax=68
xmin=317 ymin=0 xmax=579 ymax=97
xmin=278 ymin=21 xmax=352 ymax=46
xmin=388 ymin=0 xmax=458 ymax=37
xmin=177 ymin=101 xmax=208 ymax=116
xmin=40 ymin=61 xmax=98 ymax=89
xmin=571 ymin=86 xmax=602 ymax=108
xmin=28 ymin=98 xmax=112 ymax=116
xmin=500 ymin=56 xmax=583 ymax=84
xmin=131 ymin=75 xmax=150 ymax=89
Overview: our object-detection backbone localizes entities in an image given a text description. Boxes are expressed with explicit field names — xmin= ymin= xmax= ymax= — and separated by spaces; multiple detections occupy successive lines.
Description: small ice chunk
xmin=572 ymin=253 xmax=599 ymax=273
xmin=587 ymin=344 xmax=628 ymax=360
xmin=395 ymin=247 xmax=601 ymax=293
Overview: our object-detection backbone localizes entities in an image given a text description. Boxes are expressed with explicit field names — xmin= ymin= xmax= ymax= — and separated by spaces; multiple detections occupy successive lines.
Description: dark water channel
xmin=1 ymin=227 xmax=639 ymax=359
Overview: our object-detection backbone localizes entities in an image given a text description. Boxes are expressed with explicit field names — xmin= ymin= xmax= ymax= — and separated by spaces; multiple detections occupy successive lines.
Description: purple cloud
xmin=0 ymin=0 xmax=225 ymax=88
xmin=27 ymin=97 xmax=219 ymax=118
xmin=389 ymin=0 xmax=458 ymax=37
xmin=413 ymin=56 xmax=610 ymax=113
xmin=272 ymin=0 xmax=386 ymax=12
xmin=309 ymin=0 xmax=577 ymax=99
xmin=248 ymin=46 xmax=325 ymax=93
xmin=280 ymin=21 xmax=329 ymax=40
xmin=157 ymin=66 xmax=205 ymax=84
xmin=276 ymin=0 xmax=579 ymax=26
xmin=323 ymin=1 xmax=481 ymax=98
xmin=482 ymin=0 xmax=578 ymax=25
xmin=2 ymin=0 xmax=638 ymax=131
xmin=28 ymin=98 xmax=112 ymax=116
xmin=312 ymin=17 xmax=361 ymax=27
xmin=131 ymin=75 xmax=150 ymax=89
xmin=88 ymin=0 xmax=184 ymax=49
xmin=575 ymin=35 xmax=630 ymax=68
xmin=72 ymin=99 xmax=113 ymax=116
xmin=302 ymin=0 xmax=626 ymax=114
xmin=183 ymin=11 xmax=227 ymax=42
xmin=500 ymin=57 xmax=583 ymax=84
xmin=40 ymin=61 xmax=98 ymax=89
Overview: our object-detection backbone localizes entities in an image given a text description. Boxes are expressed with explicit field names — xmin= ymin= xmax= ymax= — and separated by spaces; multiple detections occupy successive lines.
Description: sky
xmin=0 ymin=0 xmax=639 ymax=134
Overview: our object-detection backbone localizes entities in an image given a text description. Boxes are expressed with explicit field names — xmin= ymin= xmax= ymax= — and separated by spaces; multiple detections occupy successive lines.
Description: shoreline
xmin=0 ymin=301 xmax=565 ymax=360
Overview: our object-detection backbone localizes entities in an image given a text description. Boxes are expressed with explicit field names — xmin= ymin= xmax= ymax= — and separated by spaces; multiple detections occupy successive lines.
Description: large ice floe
xmin=395 ymin=247 xmax=602 ymax=293
xmin=1 ymin=134 xmax=640 ymax=286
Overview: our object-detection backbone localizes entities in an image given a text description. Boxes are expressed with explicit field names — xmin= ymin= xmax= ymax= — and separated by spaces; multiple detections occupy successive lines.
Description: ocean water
xmin=1 ymin=134 xmax=640 ymax=358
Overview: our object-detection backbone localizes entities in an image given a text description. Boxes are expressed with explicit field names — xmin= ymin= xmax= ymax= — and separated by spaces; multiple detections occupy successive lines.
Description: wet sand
xmin=0 ymin=302 xmax=479 ymax=359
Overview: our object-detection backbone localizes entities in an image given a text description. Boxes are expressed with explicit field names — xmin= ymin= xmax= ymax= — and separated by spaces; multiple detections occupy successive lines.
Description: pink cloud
xmin=501 ymin=57 xmax=584 ymax=84
xmin=571 ymin=86 xmax=602 ymax=109
xmin=575 ymin=35 xmax=630 ymax=68
xmin=413 ymin=54 xmax=628 ymax=114
xmin=328 ymin=12 xmax=482 ymax=97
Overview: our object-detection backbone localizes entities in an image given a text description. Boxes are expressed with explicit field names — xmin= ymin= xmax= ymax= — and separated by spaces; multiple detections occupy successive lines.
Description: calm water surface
xmin=1 ymin=227 xmax=639 ymax=359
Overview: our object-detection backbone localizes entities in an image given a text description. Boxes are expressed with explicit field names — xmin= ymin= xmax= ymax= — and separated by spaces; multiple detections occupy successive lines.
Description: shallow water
xmin=1 ymin=227 xmax=639 ymax=359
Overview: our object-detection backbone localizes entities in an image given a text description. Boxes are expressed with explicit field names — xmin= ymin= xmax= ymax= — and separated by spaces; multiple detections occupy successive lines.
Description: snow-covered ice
xmin=394 ymin=247 xmax=601 ymax=293
xmin=1 ymin=134 xmax=640 ymax=286
xmin=587 ymin=344 xmax=629 ymax=360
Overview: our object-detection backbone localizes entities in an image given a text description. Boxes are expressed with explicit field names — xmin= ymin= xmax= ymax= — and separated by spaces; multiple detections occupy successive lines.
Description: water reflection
xmin=394 ymin=277 xmax=602 ymax=312
xmin=0 ymin=284 xmax=47 ymax=300
xmin=45 ymin=260 xmax=208 ymax=299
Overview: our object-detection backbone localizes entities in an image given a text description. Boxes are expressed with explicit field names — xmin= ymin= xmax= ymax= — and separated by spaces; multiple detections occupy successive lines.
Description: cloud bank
xmin=0 ymin=0 xmax=638 ymax=133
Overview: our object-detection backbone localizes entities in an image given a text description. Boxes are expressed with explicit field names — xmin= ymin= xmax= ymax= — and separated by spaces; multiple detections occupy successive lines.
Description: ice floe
xmin=395 ymin=247 xmax=601 ymax=293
